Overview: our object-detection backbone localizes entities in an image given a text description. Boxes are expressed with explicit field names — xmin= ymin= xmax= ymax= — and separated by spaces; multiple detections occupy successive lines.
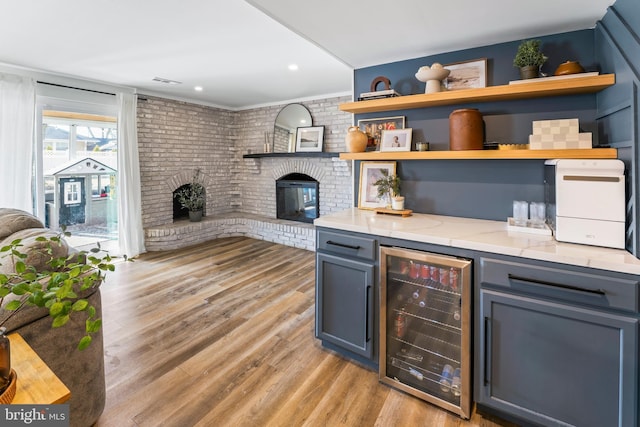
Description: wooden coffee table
xmin=8 ymin=333 xmax=70 ymax=404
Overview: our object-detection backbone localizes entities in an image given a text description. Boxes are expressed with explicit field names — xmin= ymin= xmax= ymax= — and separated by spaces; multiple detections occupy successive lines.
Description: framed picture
xmin=444 ymin=58 xmax=487 ymax=90
xmin=380 ymin=128 xmax=412 ymax=152
xmin=357 ymin=116 xmax=405 ymax=150
xmin=295 ymin=126 xmax=324 ymax=152
xmin=358 ymin=161 xmax=397 ymax=209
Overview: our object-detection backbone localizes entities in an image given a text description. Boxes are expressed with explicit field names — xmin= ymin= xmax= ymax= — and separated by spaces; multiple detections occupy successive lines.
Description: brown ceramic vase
xmin=449 ymin=108 xmax=484 ymax=151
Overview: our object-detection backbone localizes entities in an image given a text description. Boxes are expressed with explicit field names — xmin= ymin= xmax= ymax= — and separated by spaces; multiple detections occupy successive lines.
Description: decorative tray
xmin=375 ymin=208 xmax=413 ymax=217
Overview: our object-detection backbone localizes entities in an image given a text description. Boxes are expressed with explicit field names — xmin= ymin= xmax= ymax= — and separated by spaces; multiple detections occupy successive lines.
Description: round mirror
xmin=273 ymin=104 xmax=312 ymax=152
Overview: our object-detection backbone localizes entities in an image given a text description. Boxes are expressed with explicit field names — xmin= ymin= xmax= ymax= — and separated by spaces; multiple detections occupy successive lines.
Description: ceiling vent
xmin=152 ymin=77 xmax=182 ymax=85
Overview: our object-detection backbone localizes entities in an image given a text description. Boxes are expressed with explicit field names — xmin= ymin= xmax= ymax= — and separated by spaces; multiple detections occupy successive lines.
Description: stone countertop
xmin=314 ymin=208 xmax=640 ymax=275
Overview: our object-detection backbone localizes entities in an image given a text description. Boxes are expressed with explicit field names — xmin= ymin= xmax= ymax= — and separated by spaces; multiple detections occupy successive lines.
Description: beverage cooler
xmin=380 ymin=246 xmax=472 ymax=419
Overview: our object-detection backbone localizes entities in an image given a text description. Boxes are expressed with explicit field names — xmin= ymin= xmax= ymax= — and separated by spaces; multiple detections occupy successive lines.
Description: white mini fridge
xmin=545 ymin=159 xmax=625 ymax=248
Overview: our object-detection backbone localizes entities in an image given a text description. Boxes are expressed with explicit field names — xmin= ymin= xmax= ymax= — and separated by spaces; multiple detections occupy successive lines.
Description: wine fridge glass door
xmin=379 ymin=246 xmax=472 ymax=419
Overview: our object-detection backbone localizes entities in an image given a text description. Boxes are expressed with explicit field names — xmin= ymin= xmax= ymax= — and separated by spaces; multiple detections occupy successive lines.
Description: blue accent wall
xmin=351 ymin=3 xmax=640 ymax=257
xmin=353 ymin=30 xmax=601 ymax=221
xmin=596 ymin=0 xmax=640 ymax=255
xmin=355 ymin=30 xmax=597 ymax=97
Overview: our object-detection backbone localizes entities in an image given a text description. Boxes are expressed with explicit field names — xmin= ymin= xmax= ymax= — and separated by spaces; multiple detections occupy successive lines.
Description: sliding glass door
xmin=35 ymin=84 xmax=119 ymax=250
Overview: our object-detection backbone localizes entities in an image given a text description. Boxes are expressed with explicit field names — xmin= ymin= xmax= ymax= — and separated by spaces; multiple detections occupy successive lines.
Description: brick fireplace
xmin=137 ymin=94 xmax=353 ymax=252
xmin=275 ymin=173 xmax=318 ymax=223
xmin=170 ymin=170 xmax=210 ymax=221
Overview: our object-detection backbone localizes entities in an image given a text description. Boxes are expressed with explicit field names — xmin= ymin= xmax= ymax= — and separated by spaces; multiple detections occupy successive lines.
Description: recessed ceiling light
xmin=288 ymin=64 xmax=299 ymax=71
xmin=300 ymin=119 xmax=307 ymax=124
xmin=194 ymin=86 xmax=203 ymax=92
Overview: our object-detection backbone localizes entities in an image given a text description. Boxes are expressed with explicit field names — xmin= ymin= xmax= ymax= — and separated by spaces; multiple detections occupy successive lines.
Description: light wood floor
xmin=95 ymin=237 xmax=516 ymax=427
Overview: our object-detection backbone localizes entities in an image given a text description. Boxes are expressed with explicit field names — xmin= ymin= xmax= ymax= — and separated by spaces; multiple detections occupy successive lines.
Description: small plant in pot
xmin=175 ymin=169 xmax=206 ymax=222
xmin=513 ymin=39 xmax=548 ymax=79
xmin=374 ymin=170 xmax=403 ymax=209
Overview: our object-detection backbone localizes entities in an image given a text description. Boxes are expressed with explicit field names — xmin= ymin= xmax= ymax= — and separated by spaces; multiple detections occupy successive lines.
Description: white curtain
xmin=116 ymin=92 xmax=145 ymax=257
xmin=0 ymin=73 xmax=36 ymax=211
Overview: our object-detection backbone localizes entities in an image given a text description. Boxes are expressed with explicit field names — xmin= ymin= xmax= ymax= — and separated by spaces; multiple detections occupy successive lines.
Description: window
xmin=36 ymin=84 xmax=118 ymax=249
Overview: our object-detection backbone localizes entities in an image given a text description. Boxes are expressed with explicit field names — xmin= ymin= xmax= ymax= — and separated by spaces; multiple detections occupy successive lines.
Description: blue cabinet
xmin=477 ymin=257 xmax=639 ymax=427
xmin=315 ymin=229 xmax=378 ymax=365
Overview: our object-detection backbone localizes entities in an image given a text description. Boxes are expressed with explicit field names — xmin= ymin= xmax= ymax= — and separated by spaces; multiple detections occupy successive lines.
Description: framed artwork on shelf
xmin=380 ymin=128 xmax=412 ymax=152
xmin=444 ymin=58 xmax=487 ymax=90
xmin=358 ymin=161 xmax=397 ymax=209
xmin=357 ymin=116 xmax=405 ymax=150
xmin=295 ymin=126 xmax=324 ymax=152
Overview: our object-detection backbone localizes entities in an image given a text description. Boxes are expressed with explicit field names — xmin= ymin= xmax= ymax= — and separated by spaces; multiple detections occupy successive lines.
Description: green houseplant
xmin=175 ymin=169 xmax=205 ymax=222
xmin=513 ymin=39 xmax=548 ymax=79
xmin=374 ymin=170 xmax=402 ymax=208
xmin=0 ymin=230 xmax=121 ymax=351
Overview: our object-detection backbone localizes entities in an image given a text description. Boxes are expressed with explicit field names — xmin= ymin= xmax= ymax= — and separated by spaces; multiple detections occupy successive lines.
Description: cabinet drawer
xmin=317 ymin=230 xmax=376 ymax=261
xmin=480 ymin=258 xmax=639 ymax=313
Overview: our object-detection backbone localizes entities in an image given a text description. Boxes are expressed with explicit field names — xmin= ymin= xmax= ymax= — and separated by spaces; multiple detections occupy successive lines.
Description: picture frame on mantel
xmin=295 ymin=126 xmax=324 ymax=152
xmin=444 ymin=58 xmax=487 ymax=90
xmin=358 ymin=161 xmax=397 ymax=209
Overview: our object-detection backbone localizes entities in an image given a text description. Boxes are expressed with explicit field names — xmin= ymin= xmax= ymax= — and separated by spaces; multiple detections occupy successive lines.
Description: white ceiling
xmin=0 ymin=0 xmax=614 ymax=110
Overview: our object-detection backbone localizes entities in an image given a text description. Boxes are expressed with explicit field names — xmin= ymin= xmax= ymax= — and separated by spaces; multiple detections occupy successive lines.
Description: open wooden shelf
xmin=339 ymin=74 xmax=615 ymax=114
xmin=339 ymin=148 xmax=618 ymax=161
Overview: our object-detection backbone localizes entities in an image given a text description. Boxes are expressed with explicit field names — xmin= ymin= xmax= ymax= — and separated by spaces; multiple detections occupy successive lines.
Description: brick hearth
xmin=145 ymin=213 xmax=315 ymax=251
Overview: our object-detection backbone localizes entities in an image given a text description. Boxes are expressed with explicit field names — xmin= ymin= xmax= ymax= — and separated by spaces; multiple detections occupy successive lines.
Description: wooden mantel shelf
xmin=339 ymin=148 xmax=618 ymax=161
xmin=339 ymin=74 xmax=615 ymax=114
xmin=243 ymin=152 xmax=339 ymax=159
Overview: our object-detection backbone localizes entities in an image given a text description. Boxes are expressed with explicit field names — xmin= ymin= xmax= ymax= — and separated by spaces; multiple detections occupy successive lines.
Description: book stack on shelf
xmin=358 ymin=89 xmax=400 ymax=101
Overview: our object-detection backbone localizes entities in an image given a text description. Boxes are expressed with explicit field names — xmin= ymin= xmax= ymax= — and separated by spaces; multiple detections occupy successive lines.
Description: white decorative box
xmin=529 ymin=132 xmax=592 ymax=149
xmin=532 ymin=119 xmax=579 ymax=136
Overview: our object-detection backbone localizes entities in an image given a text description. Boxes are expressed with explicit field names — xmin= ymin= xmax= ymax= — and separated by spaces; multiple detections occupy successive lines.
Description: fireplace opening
xmin=276 ymin=173 xmax=319 ymax=223
xmin=173 ymin=184 xmax=206 ymax=221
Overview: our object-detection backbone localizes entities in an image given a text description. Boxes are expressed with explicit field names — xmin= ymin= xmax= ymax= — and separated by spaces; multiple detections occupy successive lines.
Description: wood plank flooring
xmin=95 ymin=237 xmax=516 ymax=427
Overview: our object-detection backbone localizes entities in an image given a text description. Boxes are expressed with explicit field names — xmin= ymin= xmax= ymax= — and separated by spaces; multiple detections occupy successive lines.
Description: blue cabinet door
xmin=316 ymin=252 xmax=375 ymax=360
xmin=478 ymin=289 xmax=638 ymax=427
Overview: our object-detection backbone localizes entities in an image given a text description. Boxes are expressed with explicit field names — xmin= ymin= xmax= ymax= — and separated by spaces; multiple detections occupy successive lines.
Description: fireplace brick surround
xmin=138 ymin=95 xmax=353 ymax=251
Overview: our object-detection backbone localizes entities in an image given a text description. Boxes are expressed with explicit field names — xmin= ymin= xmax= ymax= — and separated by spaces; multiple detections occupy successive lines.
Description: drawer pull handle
xmin=508 ymin=274 xmax=606 ymax=296
xmin=326 ymin=240 xmax=361 ymax=251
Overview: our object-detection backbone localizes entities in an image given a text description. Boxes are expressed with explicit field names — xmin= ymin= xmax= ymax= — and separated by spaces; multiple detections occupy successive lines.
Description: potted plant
xmin=0 ymin=228 xmax=123 ymax=400
xmin=374 ymin=170 xmax=403 ymax=209
xmin=175 ymin=169 xmax=206 ymax=222
xmin=0 ymin=231 xmax=119 ymax=351
xmin=513 ymin=39 xmax=548 ymax=79
xmin=0 ymin=224 xmax=125 ymax=404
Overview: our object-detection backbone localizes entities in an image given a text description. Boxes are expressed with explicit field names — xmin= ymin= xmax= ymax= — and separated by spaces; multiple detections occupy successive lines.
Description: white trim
xmin=137 ymin=88 xmax=352 ymax=111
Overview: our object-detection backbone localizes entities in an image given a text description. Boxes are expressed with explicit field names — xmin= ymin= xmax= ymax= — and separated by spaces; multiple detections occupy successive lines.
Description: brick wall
xmin=235 ymin=95 xmax=353 ymax=217
xmin=137 ymin=96 xmax=236 ymax=228
xmin=137 ymin=94 xmax=354 ymax=249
